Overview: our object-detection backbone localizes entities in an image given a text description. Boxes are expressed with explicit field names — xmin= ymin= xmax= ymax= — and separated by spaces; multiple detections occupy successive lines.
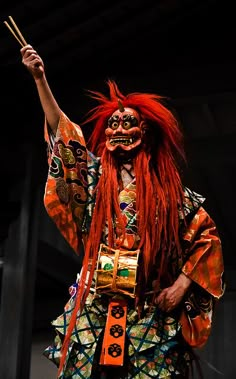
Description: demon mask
xmin=105 ymin=107 xmax=145 ymax=155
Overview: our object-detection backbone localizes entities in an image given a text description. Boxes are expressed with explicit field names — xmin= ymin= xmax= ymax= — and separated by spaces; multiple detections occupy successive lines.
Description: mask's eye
xmin=111 ymin=121 xmax=119 ymax=130
xmin=123 ymin=121 xmax=131 ymax=130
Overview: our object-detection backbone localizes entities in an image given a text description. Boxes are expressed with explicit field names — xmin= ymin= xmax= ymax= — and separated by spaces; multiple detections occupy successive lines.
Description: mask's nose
xmin=114 ymin=123 xmax=125 ymax=134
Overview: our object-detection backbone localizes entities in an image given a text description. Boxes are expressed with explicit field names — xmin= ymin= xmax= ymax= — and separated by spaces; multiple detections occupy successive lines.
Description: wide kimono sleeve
xmin=43 ymin=112 xmax=88 ymax=254
xmin=180 ymin=206 xmax=225 ymax=348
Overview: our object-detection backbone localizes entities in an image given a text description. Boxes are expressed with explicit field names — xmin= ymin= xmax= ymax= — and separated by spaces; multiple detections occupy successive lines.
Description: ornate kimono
xmin=43 ymin=112 xmax=225 ymax=378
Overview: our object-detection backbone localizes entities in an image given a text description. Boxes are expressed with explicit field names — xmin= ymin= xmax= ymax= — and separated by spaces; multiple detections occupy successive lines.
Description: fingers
xmin=155 ymin=288 xmax=175 ymax=313
xmin=24 ymin=50 xmax=38 ymax=60
xmin=20 ymin=44 xmax=34 ymax=55
xmin=21 ymin=46 xmax=38 ymax=60
xmin=21 ymin=45 xmax=41 ymax=62
xmin=29 ymin=58 xmax=44 ymax=71
xmin=155 ymin=289 xmax=168 ymax=310
xmin=21 ymin=44 xmax=44 ymax=76
xmin=23 ymin=55 xmax=43 ymax=70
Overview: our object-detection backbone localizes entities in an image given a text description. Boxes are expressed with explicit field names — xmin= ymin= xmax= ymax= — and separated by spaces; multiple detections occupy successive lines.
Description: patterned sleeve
xmin=182 ymin=206 xmax=225 ymax=299
xmin=179 ymin=206 xmax=225 ymax=347
xmin=43 ymin=111 xmax=88 ymax=254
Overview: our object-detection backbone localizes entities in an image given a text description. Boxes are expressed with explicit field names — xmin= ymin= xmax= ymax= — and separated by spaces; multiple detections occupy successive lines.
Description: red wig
xmin=85 ymin=79 xmax=186 ymax=272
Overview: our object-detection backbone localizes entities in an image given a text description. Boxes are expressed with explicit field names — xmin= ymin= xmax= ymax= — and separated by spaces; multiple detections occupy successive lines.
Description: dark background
xmin=0 ymin=1 xmax=235 ymax=378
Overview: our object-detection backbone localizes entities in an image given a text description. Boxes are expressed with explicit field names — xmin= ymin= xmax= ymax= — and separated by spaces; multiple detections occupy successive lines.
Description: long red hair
xmin=58 ymin=80 xmax=186 ymax=375
xmin=86 ymin=79 xmax=186 ymax=273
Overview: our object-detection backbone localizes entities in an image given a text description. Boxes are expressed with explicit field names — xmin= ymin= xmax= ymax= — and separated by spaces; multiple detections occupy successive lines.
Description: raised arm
xmin=21 ymin=44 xmax=61 ymax=134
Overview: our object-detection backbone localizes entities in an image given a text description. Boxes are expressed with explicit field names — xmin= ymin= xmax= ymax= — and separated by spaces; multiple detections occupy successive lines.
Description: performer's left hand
xmin=154 ymin=272 xmax=192 ymax=312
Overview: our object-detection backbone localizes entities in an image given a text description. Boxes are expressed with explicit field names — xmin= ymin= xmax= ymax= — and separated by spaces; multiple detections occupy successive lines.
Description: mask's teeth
xmin=109 ymin=137 xmax=134 ymax=145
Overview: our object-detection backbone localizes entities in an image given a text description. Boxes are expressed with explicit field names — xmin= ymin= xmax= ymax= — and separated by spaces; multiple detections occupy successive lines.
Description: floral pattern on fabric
xmin=115 ymin=180 xmax=139 ymax=249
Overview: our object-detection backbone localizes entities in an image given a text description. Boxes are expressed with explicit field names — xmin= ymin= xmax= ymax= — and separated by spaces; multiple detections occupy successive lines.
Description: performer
xmin=21 ymin=44 xmax=225 ymax=379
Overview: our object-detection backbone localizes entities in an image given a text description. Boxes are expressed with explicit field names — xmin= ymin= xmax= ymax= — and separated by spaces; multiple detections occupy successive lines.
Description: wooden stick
xmin=8 ymin=16 xmax=27 ymax=46
xmin=3 ymin=21 xmax=25 ymax=47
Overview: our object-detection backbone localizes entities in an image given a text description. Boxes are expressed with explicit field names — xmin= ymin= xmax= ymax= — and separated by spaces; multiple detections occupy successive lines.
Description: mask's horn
xmin=117 ymin=98 xmax=125 ymax=112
